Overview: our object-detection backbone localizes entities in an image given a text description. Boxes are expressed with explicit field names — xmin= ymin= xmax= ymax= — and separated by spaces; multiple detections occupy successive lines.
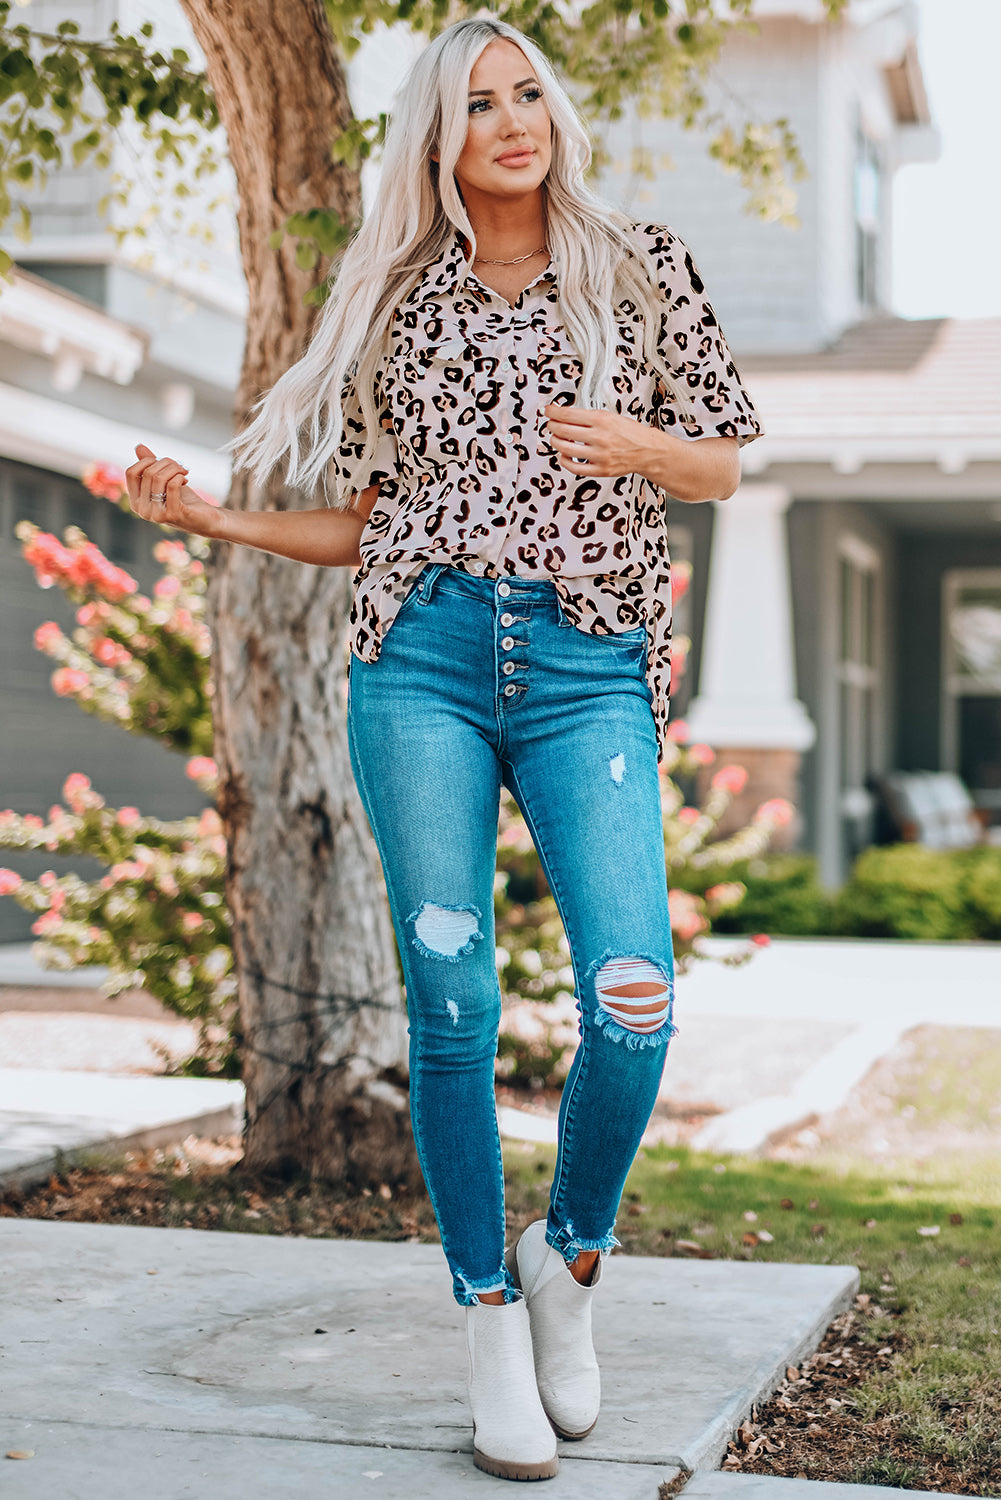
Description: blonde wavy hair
xmin=231 ymin=15 xmax=689 ymax=503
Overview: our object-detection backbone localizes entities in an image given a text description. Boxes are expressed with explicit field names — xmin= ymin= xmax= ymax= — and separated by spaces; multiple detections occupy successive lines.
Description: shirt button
xmin=497 ymin=582 xmax=512 ymax=597
xmin=501 ymin=636 xmax=515 ymax=650
xmin=502 ymin=661 xmax=516 ymax=676
xmin=500 ymin=613 xmax=514 ymax=627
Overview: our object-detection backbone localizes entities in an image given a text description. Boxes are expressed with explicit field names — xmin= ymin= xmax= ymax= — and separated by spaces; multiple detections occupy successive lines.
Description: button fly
xmin=497 ymin=582 xmax=511 ymax=597
xmin=503 ymin=684 xmax=517 ymax=697
xmin=500 ymin=613 xmax=514 ymax=627
xmin=501 ymin=636 xmax=515 ymax=651
xmin=502 ymin=661 xmax=516 ymax=676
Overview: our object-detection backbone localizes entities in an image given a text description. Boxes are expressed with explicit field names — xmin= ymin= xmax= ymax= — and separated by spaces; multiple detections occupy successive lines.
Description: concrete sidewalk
xmin=678 ymin=938 xmax=1001 ymax=1152
xmin=0 ymin=1219 xmax=857 ymax=1495
xmin=0 ymin=1221 xmax=971 ymax=1500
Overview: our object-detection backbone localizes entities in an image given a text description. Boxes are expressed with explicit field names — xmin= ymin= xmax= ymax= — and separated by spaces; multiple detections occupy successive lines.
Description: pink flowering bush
xmin=18 ymin=510 xmax=213 ymax=754
xmin=0 ymin=766 xmax=234 ymax=1074
xmin=1 ymin=464 xmax=231 ymax=1074
xmin=494 ymin=718 xmax=795 ymax=1088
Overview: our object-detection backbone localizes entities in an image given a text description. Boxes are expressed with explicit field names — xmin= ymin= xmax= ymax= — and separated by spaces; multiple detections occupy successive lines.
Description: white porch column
xmin=687 ymin=482 xmax=816 ymax=752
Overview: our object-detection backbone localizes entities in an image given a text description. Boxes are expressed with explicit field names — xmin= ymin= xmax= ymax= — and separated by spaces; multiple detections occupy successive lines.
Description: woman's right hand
xmin=125 ymin=444 xmax=224 ymax=538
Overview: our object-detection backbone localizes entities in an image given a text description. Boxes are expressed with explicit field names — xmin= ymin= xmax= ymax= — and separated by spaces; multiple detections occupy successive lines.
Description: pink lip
xmin=496 ymin=148 xmax=535 ymax=165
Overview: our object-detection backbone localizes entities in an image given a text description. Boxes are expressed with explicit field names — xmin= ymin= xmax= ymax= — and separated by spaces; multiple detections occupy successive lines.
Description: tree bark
xmin=179 ymin=0 xmax=419 ymax=1187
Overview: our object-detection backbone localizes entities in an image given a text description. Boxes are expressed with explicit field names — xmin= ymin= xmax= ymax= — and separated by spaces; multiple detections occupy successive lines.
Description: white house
xmin=600 ymin=0 xmax=1001 ymax=883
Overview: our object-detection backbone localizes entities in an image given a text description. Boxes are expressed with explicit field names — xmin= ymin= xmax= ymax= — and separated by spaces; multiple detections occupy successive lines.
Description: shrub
xmin=694 ymin=854 xmax=835 ymax=937
xmin=832 ymin=845 xmax=1001 ymax=942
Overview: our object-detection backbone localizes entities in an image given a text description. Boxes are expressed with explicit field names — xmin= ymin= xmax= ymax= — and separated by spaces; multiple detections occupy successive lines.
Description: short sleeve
xmin=634 ymin=223 xmax=763 ymax=447
xmin=332 ymin=369 xmax=403 ymax=509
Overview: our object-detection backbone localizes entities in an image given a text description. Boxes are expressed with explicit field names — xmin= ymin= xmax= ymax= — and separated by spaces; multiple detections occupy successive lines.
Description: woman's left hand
xmin=543 ymin=404 xmax=660 ymax=480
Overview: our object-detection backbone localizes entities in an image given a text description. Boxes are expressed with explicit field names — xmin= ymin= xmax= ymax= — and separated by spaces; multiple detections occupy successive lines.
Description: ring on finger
xmin=151 ymin=492 xmax=167 ymax=502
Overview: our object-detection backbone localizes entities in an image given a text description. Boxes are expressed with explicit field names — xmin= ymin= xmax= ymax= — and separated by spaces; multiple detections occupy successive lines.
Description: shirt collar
xmin=404 ymin=229 xmax=556 ymax=306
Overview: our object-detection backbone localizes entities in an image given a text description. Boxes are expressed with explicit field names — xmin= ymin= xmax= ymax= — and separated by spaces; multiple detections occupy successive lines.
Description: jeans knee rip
xmin=547 ymin=1217 xmax=621 ymax=1263
xmin=408 ymin=900 xmax=484 ymax=962
xmin=587 ymin=951 xmax=678 ymax=1050
xmin=455 ymin=1265 xmax=521 ymax=1306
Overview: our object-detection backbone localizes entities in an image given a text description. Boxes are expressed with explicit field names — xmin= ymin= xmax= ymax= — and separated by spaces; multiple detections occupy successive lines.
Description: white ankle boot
xmin=506 ymin=1219 xmax=602 ymax=1440
xmin=464 ymin=1295 xmax=559 ymax=1481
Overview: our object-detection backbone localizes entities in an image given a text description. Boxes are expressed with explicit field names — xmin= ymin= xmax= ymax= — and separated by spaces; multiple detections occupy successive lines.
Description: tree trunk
xmin=179 ymin=0 xmax=419 ymax=1187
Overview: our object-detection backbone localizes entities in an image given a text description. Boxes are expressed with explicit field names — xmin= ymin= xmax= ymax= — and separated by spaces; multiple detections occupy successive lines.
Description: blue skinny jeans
xmin=347 ymin=564 xmax=677 ymax=1306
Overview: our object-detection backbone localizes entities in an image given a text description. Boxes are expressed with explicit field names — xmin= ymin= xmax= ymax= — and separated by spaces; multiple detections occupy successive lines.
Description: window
xmin=837 ymin=536 xmax=883 ymax=860
xmin=943 ymin=570 xmax=1001 ymax=820
xmin=854 ymin=127 xmax=881 ymax=310
xmin=11 ymin=479 xmax=50 ymax=533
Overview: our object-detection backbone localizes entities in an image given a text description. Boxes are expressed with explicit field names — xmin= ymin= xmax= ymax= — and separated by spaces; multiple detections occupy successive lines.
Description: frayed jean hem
xmin=545 ymin=1216 xmax=621 ymax=1264
xmin=453 ymin=1264 xmax=522 ymax=1307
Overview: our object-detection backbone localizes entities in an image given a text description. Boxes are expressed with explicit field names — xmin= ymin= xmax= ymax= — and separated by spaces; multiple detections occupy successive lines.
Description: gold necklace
xmin=473 ymin=245 xmax=547 ymax=266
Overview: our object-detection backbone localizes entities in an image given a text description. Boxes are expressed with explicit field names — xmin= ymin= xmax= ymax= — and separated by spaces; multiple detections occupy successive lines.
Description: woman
xmin=126 ymin=16 xmax=761 ymax=1483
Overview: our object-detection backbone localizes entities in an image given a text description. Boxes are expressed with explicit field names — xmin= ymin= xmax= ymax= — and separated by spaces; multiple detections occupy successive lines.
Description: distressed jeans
xmin=347 ymin=563 xmax=677 ymax=1306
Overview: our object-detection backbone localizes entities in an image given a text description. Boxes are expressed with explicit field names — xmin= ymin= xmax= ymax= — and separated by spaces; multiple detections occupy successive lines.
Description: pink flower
xmin=181 ymin=911 xmax=206 ymax=932
xmin=134 ymin=595 xmax=151 ymax=611
xmin=33 ymin=621 xmax=63 ymax=652
xmin=754 ymin=798 xmax=795 ymax=828
xmin=711 ymin=764 xmax=748 ymax=796
xmin=669 ymin=888 xmax=709 ymax=944
xmin=677 ymin=806 xmax=700 ymax=826
xmin=109 ymin=860 xmax=144 ymax=882
xmin=670 ymin=565 xmax=691 ymax=607
xmin=188 ymin=560 xmax=204 ymax=576
xmin=22 ymin=814 xmax=44 ymax=830
xmin=93 ymin=636 xmax=131 ymax=668
xmin=47 ymin=805 xmax=65 ymax=823
xmin=62 ymin=773 xmax=94 ymax=813
xmin=197 ymin=808 xmax=222 ymax=837
xmin=688 ymin=743 xmax=716 ymax=767
xmin=666 ymin=719 xmax=689 ymax=744
xmin=152 ymin=539 xmax=188 ymax=565
xmin=38 ymin=871 xmax=57 ymax=888
xmin=751 ymin=933 xmax=771 ymax=948
xmin=157 ymin=873 xmax=179 ymax=897
xmin=154 ymin=575 xmax=181 ymax=599
xmin=705 ymin=882 xmax=744 ymax=907
xmin=117 ymin=807 xmax=141 ymax=828
xmin=186 ymin=756 xmax=218 ymax=783
xmin=88 ymin=926 xmax=103 ymax=941
xmin=0 ymin=869 xmax=23 ymax=895
xmin=31 ymin=909 xmax=63 ymax=935
xmin=51 ymin=668 xmax=90 ymax=697
xmin=81 ymin=462 xmax=126 ymax=501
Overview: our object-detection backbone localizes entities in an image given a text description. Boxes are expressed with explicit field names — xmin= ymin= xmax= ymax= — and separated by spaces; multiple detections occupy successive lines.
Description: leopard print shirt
xmin=335 ymin=222 xmax=762 ymax=760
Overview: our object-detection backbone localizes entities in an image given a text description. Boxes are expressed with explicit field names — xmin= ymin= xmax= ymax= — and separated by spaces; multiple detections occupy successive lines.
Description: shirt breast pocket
xmin=385 ymin=336 xmax=482 ymax=465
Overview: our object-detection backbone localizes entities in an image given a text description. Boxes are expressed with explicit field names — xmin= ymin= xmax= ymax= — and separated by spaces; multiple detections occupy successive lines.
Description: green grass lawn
xmin=505 ymin=1142 xmax=1001 ymax=1494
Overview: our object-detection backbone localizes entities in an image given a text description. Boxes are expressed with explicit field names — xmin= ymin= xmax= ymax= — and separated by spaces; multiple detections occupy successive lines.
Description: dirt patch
xmin=0 ymin=1136 xmax=441 ymax=1243
xmin=721 ymin=1300 xmax=1001 ymax=1495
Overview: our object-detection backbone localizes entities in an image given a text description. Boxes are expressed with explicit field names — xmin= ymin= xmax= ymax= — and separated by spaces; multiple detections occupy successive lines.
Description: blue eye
xmin=468 ymin=99 xmax=489 ymax=114
xmin=521 ymin=88 xmax=544 ymax=103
